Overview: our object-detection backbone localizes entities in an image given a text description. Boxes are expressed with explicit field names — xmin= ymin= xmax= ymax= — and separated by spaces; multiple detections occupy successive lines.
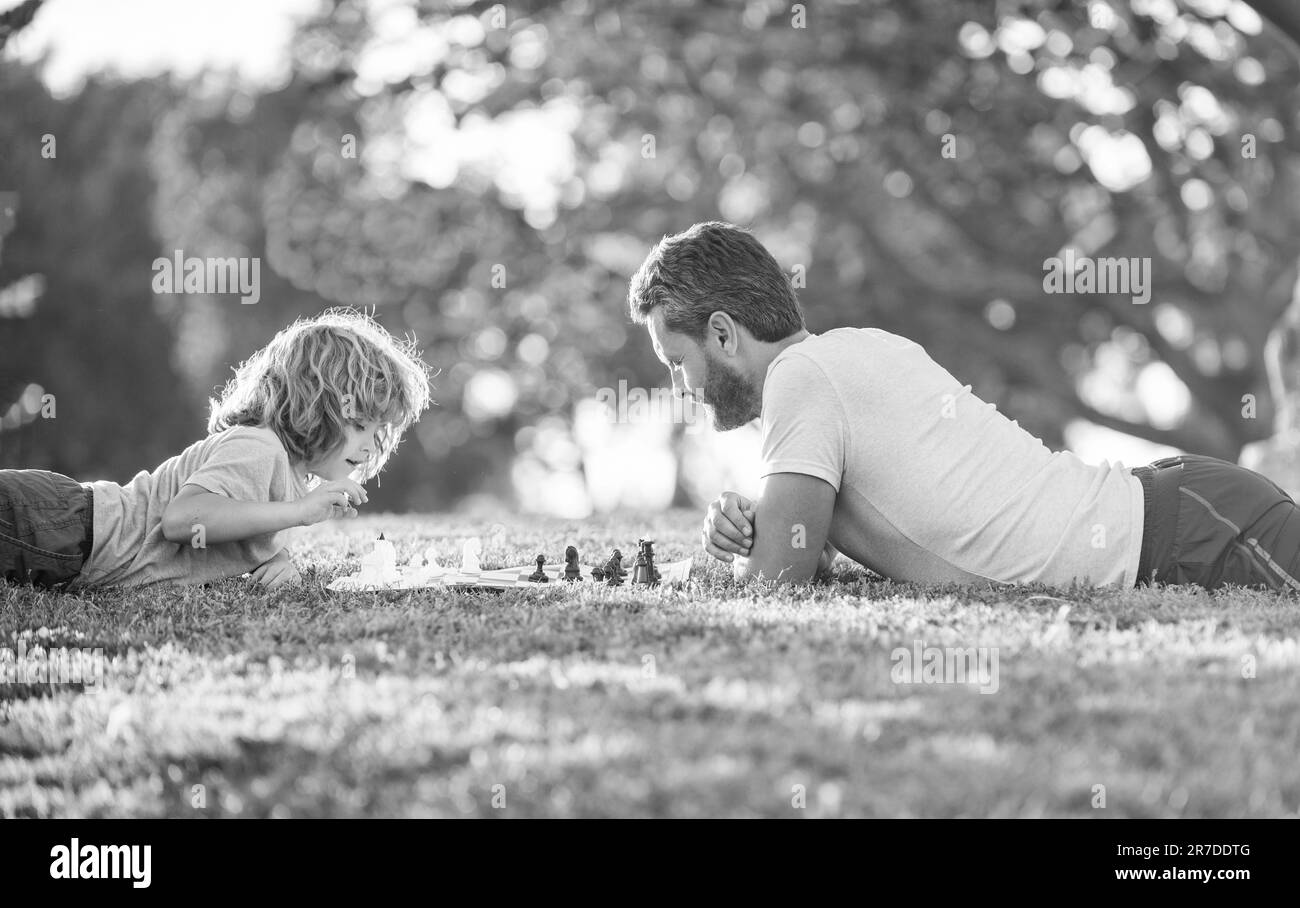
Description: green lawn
xmin=2 ymin=509 xmax=1298 ymax=818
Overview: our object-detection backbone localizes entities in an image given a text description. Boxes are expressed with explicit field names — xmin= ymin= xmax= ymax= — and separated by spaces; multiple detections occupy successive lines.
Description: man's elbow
xmin=160 ymin=516 xmax=186 ymax=544
xmin=160 ymin=507 xmax=196 ymax=544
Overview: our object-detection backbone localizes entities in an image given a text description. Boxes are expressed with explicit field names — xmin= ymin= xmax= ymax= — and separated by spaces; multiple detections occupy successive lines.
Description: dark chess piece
xmin=600 ymin=548 xmax=624 ymax=586
xmin=564 ymin=545 xmax=581 ymax=582
xmin=647 ymin=538 xmax=665 ymax=580
xmin=632 ymin=539 xmax=660 ymax=586
xmin=529 ymin=554 xmax=549 ymax=583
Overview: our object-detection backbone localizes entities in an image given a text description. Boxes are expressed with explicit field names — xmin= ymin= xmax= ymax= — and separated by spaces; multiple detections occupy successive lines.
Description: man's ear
xmin=708 ymin=311 xmax=740 ymax=355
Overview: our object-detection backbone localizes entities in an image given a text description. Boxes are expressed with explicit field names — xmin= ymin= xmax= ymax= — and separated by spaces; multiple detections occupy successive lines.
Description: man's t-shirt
xmin=759 ymin=328 xmax=1145 ymax=588
xmin=70 ymin=426 xmax=312 ymax=589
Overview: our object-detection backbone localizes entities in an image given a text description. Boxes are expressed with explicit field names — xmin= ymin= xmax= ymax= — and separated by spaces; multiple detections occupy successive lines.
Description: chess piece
xmin=632 ymin=539 xmax=659 ymax=586
xmin=359 ymin=533 xmax=399 ymax=585
xmin=529 ymin=554 xmax=549 ymax=583
xmin=647 ymin=539 xmax=661 ymax=582
xmin=406 ymin=544 xmax=443 ymax=580
xmin=601 ymin=549 xmax=624 ymax=586
xmin=563 ymin=545 xmax=581 ymax=582
xmin=461 ymin=537 xmax=482 ymax=574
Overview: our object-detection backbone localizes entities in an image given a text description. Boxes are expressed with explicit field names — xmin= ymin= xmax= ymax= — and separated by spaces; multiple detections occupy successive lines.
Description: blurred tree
xmin=1231 ymin=0 xmax=1300 ymax=489
xmin=0 ymin=65 xmax=193 ymax=478
xmin=163 ymin=0 xmax=1296 ymax=483
xmin=7 ymin=0 xmax=1300 ymax=508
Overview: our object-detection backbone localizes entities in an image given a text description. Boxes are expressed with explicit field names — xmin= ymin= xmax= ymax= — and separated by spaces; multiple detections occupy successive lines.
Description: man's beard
xmin=701 ymin=354 xmax=760 ymax=431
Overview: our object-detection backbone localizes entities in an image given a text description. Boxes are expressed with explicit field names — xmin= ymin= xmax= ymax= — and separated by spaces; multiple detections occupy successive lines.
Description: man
xmin=627 ymin=221 xmax=1300 ymax=592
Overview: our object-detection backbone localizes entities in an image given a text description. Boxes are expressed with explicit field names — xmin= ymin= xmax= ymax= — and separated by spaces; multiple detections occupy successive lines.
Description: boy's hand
xmin=251 ymin=548 xmax=301 ymax=589
xmin=296 ymin=479 xmax=368 ymax=526
xmin=702 ymin=491 xmax=755 ymax=562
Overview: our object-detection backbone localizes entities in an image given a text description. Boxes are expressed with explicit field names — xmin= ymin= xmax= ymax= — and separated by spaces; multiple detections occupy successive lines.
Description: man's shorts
xmin=1132 ymin=454 xmax=1300 ymax=592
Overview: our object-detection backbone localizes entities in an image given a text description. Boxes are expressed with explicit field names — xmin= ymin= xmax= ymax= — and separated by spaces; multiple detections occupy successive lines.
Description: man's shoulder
xmin=779 ymin=326 xmax=919 ymax=359
xmin=769 ymin=327 xmax=921 ymax=382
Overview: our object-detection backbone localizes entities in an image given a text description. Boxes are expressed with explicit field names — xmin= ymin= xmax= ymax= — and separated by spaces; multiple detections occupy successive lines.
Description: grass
xmin=2 ymin=508 xmax=1299 ymax=818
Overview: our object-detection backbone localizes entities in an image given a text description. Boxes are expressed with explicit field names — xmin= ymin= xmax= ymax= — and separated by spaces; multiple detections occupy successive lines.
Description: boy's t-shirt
xmin=70 ymin=426 xmax=312 ymax=589
xmin=759 ymin=328 xmax=1145 ymax=588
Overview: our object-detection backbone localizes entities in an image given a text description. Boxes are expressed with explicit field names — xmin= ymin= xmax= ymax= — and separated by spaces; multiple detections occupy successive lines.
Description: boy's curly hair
xmin=207 ymin=308 xmax=435 ymax=482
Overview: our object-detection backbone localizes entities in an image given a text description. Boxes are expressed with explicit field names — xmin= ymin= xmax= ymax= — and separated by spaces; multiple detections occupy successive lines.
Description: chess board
xmin=327 ymin=558 xmax=693 ymax=592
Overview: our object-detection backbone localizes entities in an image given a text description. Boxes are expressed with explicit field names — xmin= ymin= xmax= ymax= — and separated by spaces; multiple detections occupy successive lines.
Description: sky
xmin=2 ymin=0 xmax=319 ymax=95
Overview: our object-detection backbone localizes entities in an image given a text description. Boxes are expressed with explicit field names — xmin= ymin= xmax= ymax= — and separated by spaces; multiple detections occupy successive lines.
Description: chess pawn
xmin=406 ymin=545 xmax=442 ymax=580
xmin=529 ymin=554 xmax=549 ymax=583
xmin=461 ymin=537 xmax=482 ymax=574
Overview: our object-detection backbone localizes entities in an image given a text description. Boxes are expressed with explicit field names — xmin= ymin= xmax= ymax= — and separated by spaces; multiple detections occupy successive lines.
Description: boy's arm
xmin=731 ymin=472 xmax=837 ymax=584
xmin=161 ymin=484 xmax=303 ymax=545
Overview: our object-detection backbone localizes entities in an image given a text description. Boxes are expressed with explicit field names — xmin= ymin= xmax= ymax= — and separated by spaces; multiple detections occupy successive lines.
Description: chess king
xmin=628 ymin=221 xmax=1300 ymax=592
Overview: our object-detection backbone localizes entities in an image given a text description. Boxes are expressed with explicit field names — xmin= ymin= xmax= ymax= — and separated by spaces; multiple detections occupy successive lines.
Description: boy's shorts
xmin=1132 ymin=455 xmax=1300 ymax=592
xmin=0 ymin=469 xmax=94 ymax=589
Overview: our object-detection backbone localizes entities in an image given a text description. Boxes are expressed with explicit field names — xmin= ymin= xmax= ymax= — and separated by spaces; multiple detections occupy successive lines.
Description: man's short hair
xmin=627 ymin=221 xmax=806 ymax=342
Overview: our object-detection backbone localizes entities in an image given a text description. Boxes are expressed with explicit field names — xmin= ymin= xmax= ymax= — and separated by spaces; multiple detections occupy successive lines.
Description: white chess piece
xmin=405 ymin=545 xmax=443 ymax=582
xmin=358 ymin=534 xmax=399 ymax=585
xmin=461 ymin=537 xmax=482 ymax=574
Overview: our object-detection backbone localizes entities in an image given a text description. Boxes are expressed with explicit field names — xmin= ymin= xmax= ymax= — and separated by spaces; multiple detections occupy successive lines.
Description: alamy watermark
xmin=1043 ymin=249 xmax=1151 ymax=304
xmin=0 ymin=638 xmax=105 ymax=688
xmin=49 ymin=839 xmax=150 ymax=888
xmin=595 ymin=379 xmax=707 ymax=434
xmin=891 ymin=639 xmax=999 ymax=694
xmin=151 ymin=249 xmax=261 ymax=304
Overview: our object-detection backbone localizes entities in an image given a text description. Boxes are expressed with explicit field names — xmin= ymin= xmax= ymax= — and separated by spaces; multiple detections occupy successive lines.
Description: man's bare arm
xmin=731 ymin=473 xmax=837 ymax=584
